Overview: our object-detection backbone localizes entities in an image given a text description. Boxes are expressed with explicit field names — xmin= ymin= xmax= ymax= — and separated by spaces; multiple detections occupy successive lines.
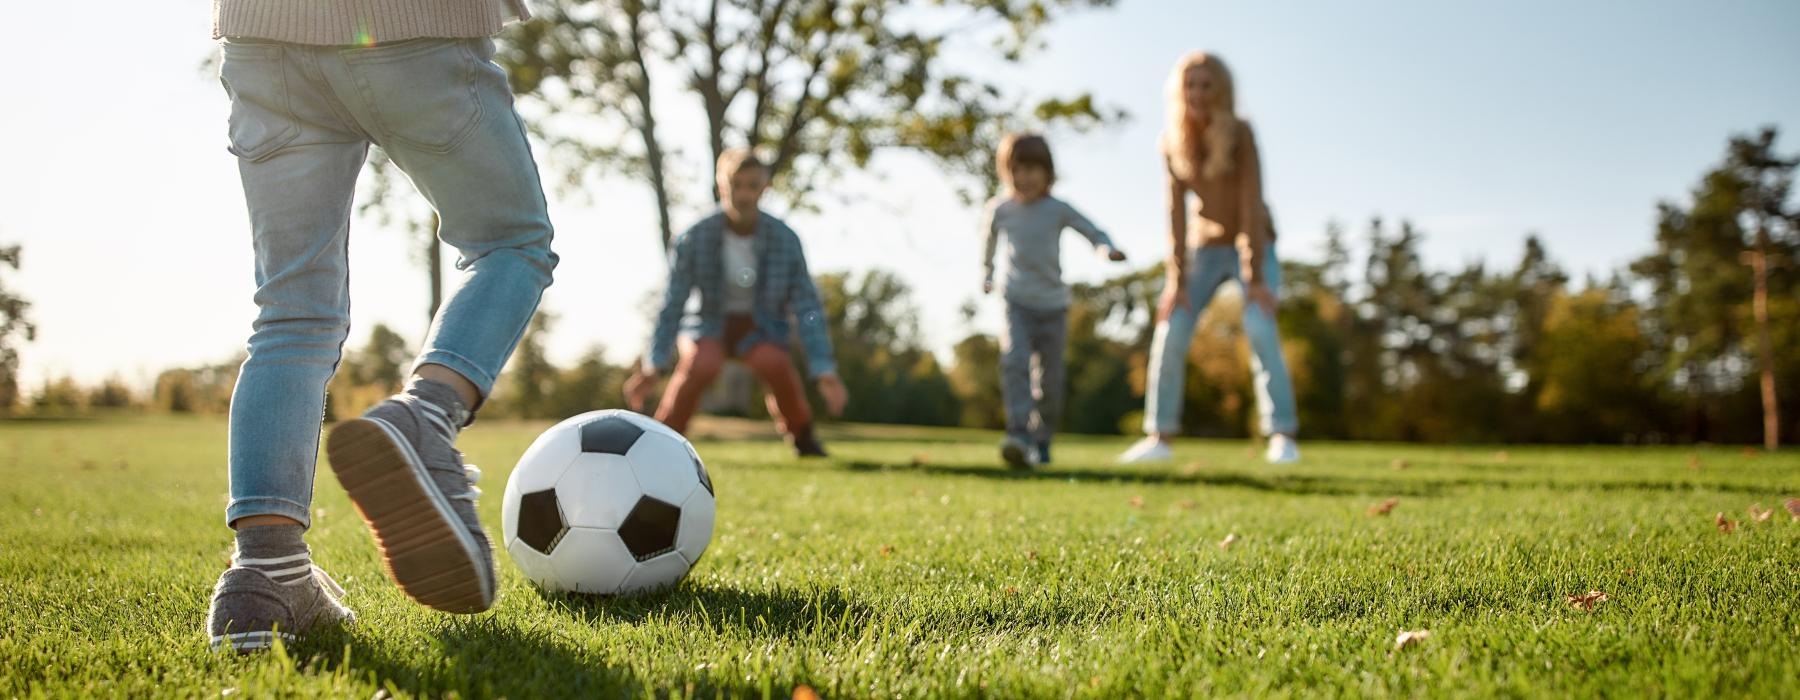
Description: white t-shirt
xmin=721 ymin=231 xmax=757 ymax=314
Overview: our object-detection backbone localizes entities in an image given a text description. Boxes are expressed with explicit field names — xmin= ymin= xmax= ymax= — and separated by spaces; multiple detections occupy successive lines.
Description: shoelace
xmin=452 ymin=463 xmax=482 ymax=502
xmin=310 ymin=565 xmax=347 ymax=598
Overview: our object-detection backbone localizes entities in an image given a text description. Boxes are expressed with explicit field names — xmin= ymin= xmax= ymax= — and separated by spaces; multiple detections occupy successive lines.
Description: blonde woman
xmin=1118 ymin=52 xmax=1300 ymax=464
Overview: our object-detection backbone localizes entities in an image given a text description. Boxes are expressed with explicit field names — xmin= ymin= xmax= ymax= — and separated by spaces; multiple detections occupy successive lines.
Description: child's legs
xmin=741 ymin=342 xmax=814 ymax=436
xmin=654 ymin=337 xmax=726 ymax=435
xmin=1141 ymin=248 xmax=1233 ymax=436
xmin=1027 ymin=306 xmax=1069 ymax=445
xmin=320 ymin=38 xmax=558 ymax=401
xmin=1236 ymin=247 xmax=1299 ymax=436
xmin=999 ymin=303 xmax=1037 ymax=441
xmin=219 ymin=41 xmax=372 ymax=528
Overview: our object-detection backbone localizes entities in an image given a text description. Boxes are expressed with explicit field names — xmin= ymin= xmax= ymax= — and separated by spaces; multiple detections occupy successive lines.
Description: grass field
xmin=2 ymin=414 xmax=1797 ymax=698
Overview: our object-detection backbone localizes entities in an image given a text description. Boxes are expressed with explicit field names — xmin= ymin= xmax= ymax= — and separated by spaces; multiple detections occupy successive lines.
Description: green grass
xmin=2 ymin=415 xmax=1797 ymax=698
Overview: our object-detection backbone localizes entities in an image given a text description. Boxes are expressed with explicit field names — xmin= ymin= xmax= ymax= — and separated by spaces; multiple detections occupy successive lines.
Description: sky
xmin=2 ymin=0 xmax=1797 ymax=394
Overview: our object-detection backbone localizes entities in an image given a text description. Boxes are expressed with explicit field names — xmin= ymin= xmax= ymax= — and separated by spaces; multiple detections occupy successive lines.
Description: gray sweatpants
xmin=1000 ymin=302 xmax=1068 ymax=444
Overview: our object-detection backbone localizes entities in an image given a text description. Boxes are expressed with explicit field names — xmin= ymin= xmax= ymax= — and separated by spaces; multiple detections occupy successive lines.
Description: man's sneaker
xmin=326 ymin=395 xmax=495 ymax=614
xmin=206 ymin=565 xmax=353 ymax=653
xmin=793 ymin=425 xmax=830 ymax=458
xmin=1117 ymin=436 xmax=1173 ymax=464
xmin=1265 ymin=434 xmax=1301 ymax=464
xmin=1000 ymin=436 xmax=1035 ymax=470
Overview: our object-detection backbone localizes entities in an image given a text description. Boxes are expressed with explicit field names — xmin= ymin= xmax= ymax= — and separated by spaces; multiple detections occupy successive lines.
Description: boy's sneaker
xmin=1116 ymin=436 xmax=1173 ymax=464
xmin=1000 ymin=436 xmax=1035 ymax=470
xmin=206 ymin=565 xmax=353 ymax=653
xmin=1265 ymin=434 xmax=1301 ymax=464
xmin=326 ymin=390 xmax=495 ymax=614
xmin=1035 ymin=441 xmax=1052 ymax=465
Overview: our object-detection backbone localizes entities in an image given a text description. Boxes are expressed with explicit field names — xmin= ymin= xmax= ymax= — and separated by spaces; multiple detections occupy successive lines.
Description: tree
xmin=1529 ymin=288 xmax=1662 ymax=442
xmin=1728 ymin=128 xmax=1798 ymax=450
xmin=814 ymin=269 xmax=959 ymax=426
xmin=358 ymin=152 xmax=447 ymax=325
xmin=1632 ymin=127 xmax=1799 ymax=444
xmin=495 ymin=312 xmax=565 ymax=419
xmin=499 ymin=0 xmax=1123 ymax=249
xmin=0 ymin=244 xmax=35 ymax=415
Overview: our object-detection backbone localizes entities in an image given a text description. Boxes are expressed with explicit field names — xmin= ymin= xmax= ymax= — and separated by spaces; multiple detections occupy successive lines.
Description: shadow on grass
xmin=535 ymin=582 xmax=871 ymax=640
xmin=841 ymin=459 xmax=1404 ymax=496
xmin=838 ymin=459 xmax=1780 ymax=497
xmin=297 ymin=617 xmax=640 ymax=697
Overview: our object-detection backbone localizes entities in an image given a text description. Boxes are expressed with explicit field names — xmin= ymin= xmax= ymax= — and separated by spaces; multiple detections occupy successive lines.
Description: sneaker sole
xmin=1000 ymin=442 xmax=1032 ymax=470
xmin=209 ymin=630 xmax=294 ymax=653
xmin=326 ymin=418 xmax=494 ymax=614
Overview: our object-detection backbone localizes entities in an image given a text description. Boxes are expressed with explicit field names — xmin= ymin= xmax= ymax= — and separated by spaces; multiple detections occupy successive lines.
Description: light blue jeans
xmin=220 ymin=37 xmax=557 ymax=527
xmin=1143 ymin=245 xmax=1297 ymax=437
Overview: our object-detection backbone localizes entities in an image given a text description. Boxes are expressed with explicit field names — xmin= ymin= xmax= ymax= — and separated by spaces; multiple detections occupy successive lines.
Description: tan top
xmin=1166 ymin=120 xmax=1272 ymax=283
xmin=213 ymin=0 xmax=529 ymax=45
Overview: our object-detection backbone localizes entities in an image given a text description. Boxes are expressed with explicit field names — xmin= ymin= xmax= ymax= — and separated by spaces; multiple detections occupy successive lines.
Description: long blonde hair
xmin=1161 ymin=52 xmax=1239 ymax=183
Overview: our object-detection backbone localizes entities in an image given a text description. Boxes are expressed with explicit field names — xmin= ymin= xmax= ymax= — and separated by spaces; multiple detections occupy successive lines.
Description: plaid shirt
xmin=646 ymin=211 xmax=837 ymax=378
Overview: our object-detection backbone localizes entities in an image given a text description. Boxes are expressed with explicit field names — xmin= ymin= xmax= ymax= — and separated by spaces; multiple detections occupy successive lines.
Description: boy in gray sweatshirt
xmin=981 ymin=134 xmax=1128 ymax=468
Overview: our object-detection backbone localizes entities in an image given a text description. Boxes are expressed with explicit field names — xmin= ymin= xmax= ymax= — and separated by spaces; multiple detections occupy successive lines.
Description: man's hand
xmin=1245 ymin=282 xmax=1279 ymax=317
xmin=623 ymin=366 xmax=662 ymax=412
xmin=816 ymin=372 xmax=849 ymax=417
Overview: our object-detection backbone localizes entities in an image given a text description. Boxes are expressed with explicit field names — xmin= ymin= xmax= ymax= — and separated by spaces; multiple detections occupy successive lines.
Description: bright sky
xmin=3 ymin=0 xmax=1797 ymax=393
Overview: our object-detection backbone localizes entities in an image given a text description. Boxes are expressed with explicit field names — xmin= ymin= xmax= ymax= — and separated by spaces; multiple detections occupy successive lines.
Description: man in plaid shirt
xmin=626 ymin=149 xmax=848 ymax=456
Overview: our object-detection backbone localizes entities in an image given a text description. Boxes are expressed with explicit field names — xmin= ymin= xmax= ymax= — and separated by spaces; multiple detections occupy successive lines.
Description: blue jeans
xmin=1143 ymin=245 xmax=1297 ymax=437
xmin=220 ymin=37 xmax=557 ymax=527
xmin=1000 ymin=302 xmax=1067 ymax=444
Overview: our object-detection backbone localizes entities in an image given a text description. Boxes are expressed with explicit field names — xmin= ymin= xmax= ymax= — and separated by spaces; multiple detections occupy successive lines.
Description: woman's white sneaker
xmin=1117 ymin=436 xmax=1174 ymax=464
xmin=1265 ymin=434 xmax=1300 ymax=464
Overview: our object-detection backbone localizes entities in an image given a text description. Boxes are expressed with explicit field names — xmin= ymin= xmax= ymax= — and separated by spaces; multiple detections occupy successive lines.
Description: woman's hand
xmin=1157 ymin=275 xmax=1189 ymax=322
xmin=1245 ymin=282 xmax=1278 ymax=317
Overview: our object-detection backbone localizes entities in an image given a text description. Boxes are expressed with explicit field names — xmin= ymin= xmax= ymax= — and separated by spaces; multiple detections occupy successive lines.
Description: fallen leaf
xmin=1128 ymin=495 xmax=1145 ymax=509
xmin=1394 ymin=629 xmax=1431 ymax=650
xmin=1566 ymin=590 xmax=1608 ymax=611
xmin=792 ymin=685 xmax=821 ymax=700
xmin=1025 ymin=549 xmax=1039 ymax=561
xmin=1715 ymin=512 xmax=1737 ymax=534
xmin=1748 ymin=504 xmax=1773 ymax=524
xmin=1004 ymin=586 xmax=1019 ymax=595
xmin=1493 ymin=451 xmax=1510 ymax=463
xmin=1391 ymin=459 xmax=1410 ymax=470
xmin=877 ymin=544 xmax=894 ymax=556
xmin=1179 ymin=461 xmax=1207 ymax=477
xmin=1218 ymin=533 xmax=1238 ymax=550
xmin=1740 ymin=447 xmax=1759 ymax=458
xmin=1687 ymin=454 xmax=1702 ymax=471
xmin=1177 ymin=499 xmax=1198 ymax=510
xmin=1786 ymin=498 xmax=1800 ymax=521
xmin=909 ymin=454 xmax=929 ymax=467
xmin=1368 ymin=498 xmax=1400 ymax=516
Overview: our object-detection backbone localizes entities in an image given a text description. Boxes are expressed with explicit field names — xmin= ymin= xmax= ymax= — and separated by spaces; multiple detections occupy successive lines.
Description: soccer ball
xmin=500 ymin=410 xmax=714 ymax=595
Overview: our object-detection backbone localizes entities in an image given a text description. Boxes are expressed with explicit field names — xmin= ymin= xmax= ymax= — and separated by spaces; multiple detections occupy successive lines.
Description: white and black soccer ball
xmin=501 ymin=410 xmax=714 ymax=595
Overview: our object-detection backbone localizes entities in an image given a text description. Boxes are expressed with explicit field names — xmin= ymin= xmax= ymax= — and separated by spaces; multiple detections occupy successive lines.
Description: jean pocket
xmin=344 ymin=39 xmax=485 ymax=155
xmin=219 ymin=41 xmax=301 ymax=162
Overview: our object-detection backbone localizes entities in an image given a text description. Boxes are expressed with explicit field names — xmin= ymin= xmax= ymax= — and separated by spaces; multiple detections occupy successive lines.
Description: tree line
xmin=4 ymin=129 xmax=1793 ymax=445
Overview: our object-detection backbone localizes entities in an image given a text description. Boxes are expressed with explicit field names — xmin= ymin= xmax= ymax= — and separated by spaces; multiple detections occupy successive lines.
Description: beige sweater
xmin=214 ymin=0 xmax=529 ymax=45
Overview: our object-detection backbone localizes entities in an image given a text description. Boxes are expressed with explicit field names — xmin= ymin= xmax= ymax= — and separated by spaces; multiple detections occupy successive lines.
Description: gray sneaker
xmin=326 ymin=396 xmax=495 ymax=614
xmin=206 ymin=566 xmax=353 ymax=653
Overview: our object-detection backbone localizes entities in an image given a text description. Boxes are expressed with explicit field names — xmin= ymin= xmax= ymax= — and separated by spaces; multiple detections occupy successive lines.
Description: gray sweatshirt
xmin=213 ymin=0 xmax=529 ymax=45
xmin=981 ymin=195 xmax=1116 ymax=310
